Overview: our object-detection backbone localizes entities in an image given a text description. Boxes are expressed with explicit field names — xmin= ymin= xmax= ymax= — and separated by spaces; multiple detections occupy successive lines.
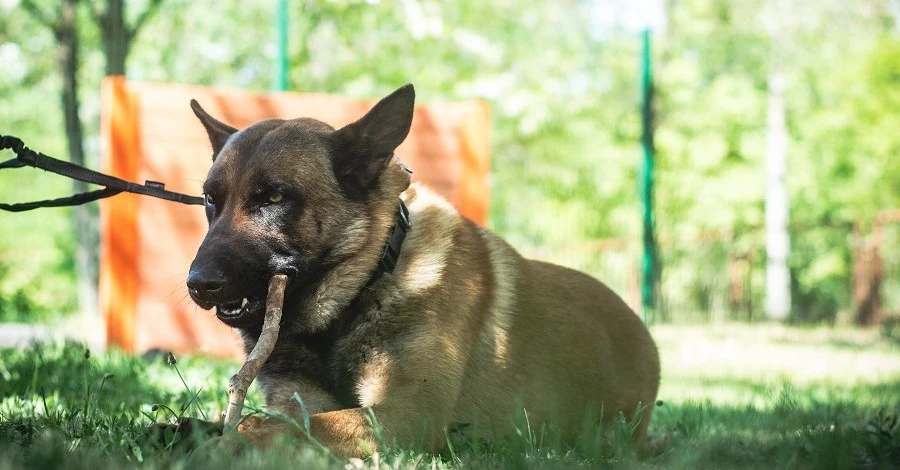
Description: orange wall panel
xmin=99 ymin=79 xmax=490 ymax=358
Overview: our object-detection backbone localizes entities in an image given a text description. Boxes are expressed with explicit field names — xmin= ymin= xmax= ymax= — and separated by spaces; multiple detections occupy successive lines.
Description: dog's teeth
xmin=241 ymin=298 xmax=249 ymax=308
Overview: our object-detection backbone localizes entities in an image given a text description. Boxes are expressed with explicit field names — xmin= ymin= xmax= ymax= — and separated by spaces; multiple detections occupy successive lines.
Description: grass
xmin=1 ymin=324 xmax=899 ymax=469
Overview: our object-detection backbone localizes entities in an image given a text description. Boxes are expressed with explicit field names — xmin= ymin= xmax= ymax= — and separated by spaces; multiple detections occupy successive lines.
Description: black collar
xmin=366 ymin=200 xmax=411 ymax=287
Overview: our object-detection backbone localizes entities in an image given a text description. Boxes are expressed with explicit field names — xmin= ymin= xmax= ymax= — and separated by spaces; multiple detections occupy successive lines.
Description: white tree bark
xmin=765 ymin=71 xmax=791 ymax=321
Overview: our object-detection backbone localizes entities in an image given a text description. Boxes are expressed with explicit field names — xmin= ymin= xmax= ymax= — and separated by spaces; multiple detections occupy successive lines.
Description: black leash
xmin=0 ymin=134 xmax=203 ymax=212
xmin=1 ymin=133 xmax=413 ymax=287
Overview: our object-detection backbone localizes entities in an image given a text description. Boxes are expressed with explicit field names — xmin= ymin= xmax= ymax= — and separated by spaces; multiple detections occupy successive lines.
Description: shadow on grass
xmin=651 ymin=383 xmax=900 ymax=469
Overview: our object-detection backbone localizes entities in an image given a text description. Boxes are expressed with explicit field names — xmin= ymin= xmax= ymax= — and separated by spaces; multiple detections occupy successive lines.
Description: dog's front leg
xmin=305 ymin=405 xmax=444 ymax=457
xmin=217 ymin=405 xmax=441 ymax=458
xmin=200 ymin=378 xmax=341 ymax=453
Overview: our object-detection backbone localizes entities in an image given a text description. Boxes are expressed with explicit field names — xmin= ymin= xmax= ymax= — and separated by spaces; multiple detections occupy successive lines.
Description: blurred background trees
xmin=17 ymin=0 xmax=164 ymax=324
xmin=0 ymin=0 xmax=898 ymax=326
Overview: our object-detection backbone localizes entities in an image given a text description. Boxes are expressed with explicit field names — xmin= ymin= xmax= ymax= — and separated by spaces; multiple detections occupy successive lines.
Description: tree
xmin=21 ymin=0 xmax=95 ymax=320
xmin=17 ymin=0 xmax=165 ymax=323
xmin=88 ymin=0 xmax=164 ymax=75
xmin=763 ymin=0 xmax=791 ymax=321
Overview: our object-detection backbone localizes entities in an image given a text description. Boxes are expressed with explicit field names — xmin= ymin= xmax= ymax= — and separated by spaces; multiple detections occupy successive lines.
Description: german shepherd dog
xmin=184 ymin=84 xmax=660 ymax=457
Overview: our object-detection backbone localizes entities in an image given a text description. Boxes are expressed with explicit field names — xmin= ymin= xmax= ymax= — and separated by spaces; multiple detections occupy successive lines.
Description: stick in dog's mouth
xmin=223 ymin=273 xmax=288 ymax=432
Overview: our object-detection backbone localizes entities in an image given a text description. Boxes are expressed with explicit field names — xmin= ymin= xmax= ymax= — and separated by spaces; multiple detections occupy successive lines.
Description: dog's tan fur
xmin=186 ymin=85 xmax=660 ymax=457
xmin=233 ymin=181 xmax=659 ymax=456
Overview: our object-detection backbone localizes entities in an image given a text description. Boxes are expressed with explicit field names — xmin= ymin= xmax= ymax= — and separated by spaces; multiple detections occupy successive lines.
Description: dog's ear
xmin=190 ymin=99 xmax=238 ymax=160
xmin=331 ymin=84 xmax=415 ymax=197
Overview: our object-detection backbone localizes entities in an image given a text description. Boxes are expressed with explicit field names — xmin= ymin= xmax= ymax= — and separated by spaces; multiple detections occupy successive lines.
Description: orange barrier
xmin=99 ymin=77 xmax=489 ymax=358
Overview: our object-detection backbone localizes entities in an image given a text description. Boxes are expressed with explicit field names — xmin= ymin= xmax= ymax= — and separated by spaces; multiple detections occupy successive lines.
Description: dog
xmin=184 ymin=84 xmax=660 ymax=457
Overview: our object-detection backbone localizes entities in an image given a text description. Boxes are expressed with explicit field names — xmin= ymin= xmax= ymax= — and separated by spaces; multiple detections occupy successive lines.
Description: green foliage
xmin=1 ymin=0 xmax=899 ymax=322
xmin=0 ymin=4 xmax=78 ymax=322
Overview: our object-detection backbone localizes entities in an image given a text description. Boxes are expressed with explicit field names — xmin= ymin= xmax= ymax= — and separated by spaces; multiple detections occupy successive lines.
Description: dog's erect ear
xmin=190 ymin=99 xmax=238 ymax=160
xmin=331 ymin=84 xmax=415 ymax=197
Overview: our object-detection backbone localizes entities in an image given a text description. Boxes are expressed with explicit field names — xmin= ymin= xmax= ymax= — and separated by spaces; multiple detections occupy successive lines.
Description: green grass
xmin=1 ymin=324 xmax=899 ymax=469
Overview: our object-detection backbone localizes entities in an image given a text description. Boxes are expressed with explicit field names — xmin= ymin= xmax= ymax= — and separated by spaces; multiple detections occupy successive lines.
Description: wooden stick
xmin=223 ymin=273 xmax=288 ymax=432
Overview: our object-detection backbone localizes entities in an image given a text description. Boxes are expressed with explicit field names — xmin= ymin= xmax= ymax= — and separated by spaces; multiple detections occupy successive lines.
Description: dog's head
xmin=186 ymin=85 xmax=414 ymax=330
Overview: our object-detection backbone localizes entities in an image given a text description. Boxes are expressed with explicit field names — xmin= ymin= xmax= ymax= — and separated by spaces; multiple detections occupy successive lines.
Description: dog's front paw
xmin=199 ymin=419 xmax=305 ymax=456
xmin=146 ymin=417 xmax=224 ymax=450
xmin=191 ymin=426 xmax=275 ymax=458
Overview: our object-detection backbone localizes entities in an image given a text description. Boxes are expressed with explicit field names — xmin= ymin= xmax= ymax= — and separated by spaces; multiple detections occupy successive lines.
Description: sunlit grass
xmin=654 ymin=324 xmax=900 ymax=407
xmin=1 ymin=324 xmax=898 ymax=469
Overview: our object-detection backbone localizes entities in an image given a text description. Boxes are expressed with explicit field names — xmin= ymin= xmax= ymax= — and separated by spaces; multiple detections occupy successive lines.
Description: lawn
xmin=1 ymin=324 xmax=898 ymax=469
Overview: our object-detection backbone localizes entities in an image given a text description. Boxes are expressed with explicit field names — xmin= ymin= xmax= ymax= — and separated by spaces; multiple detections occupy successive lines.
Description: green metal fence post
xmin=273 ymin=0 xmax=289 ymax=91
xmin=640 ymin=28 xmax=659 ymax=324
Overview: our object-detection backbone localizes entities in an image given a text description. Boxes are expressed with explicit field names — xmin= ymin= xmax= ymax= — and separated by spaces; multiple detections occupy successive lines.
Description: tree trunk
xmin=56 ymin=0 xmax=99 ymax=320
xmin=101 ymin=0 xmax=129 ymax=75
xmin=854 ymin=221 xmax=883 ymax=326
xmin=764 ymin=70 xmax=791 ymax=321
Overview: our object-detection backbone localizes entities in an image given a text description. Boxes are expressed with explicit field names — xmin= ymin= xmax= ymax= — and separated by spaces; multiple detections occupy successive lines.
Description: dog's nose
xmin=186 ymin=268 xmax=226 ymax=299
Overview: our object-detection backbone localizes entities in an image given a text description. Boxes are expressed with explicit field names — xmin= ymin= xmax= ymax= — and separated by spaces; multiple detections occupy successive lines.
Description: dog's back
xmin=396 ymin=183 xmax=660 ymax=447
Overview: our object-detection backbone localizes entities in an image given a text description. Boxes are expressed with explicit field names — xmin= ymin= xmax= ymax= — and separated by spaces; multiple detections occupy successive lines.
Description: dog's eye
xmin=204 ymin=193 xmax=215 ymax=206
xmin=268 ymin=192 xmax=284 ymax=204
